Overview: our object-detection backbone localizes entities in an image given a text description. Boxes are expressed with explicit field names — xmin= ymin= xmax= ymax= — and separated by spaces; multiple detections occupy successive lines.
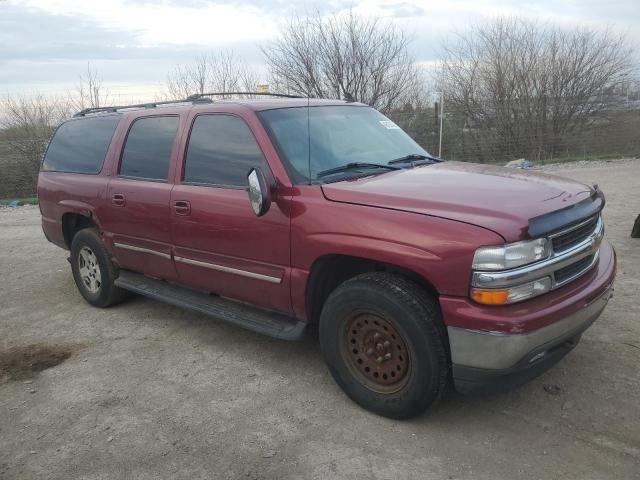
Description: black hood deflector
xmin=528 ymin=186 xmax=605 ymax=238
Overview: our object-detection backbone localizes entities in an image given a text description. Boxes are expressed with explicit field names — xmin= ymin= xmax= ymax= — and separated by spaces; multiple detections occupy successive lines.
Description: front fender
xmin=290 ymin=192 xmax=505 ymax=314
xmin=303 ymin=232 xmax=443 ymax=287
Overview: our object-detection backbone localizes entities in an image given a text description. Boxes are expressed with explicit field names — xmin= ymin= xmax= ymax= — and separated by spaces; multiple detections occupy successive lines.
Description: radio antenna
xmin=307 ymin=93 xmax=311 ymax=185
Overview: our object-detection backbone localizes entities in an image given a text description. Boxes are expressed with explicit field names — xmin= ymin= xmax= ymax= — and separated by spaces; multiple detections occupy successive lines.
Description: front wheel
xmin=319 ymin=272 xmax=450 ymax=419
xmin=70 ymin=227 xmax=127 ymax=308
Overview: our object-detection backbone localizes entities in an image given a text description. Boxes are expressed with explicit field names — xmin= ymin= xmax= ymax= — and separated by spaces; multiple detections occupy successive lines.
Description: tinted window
xmin=119 ymin=116 xmax=178 ymax=180
xmin=42 ymin=115 xmax=120 ymax=173
xmin=184 ymin=115 xmax=266 ymax=186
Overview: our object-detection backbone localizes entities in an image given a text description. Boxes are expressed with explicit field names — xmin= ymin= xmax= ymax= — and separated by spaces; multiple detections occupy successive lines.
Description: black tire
xmin=319 ymin=272 xmax=450 ymax=419
xmin=70 ymin=227 xmax=127 ymax=308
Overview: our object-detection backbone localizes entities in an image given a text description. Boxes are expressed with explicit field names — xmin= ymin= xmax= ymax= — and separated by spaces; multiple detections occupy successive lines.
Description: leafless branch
xmin=69 ymin=62 xmax=109 ymax=112
xmin=165 ymin=51 xmax=259 ymax=99
xmin=262 ymin=11 xmax=426 ymax=112
xmin=0 ymin=94 xmax=70 ymax=191
xmin=440 ymin=18 xmax=636 ymax=161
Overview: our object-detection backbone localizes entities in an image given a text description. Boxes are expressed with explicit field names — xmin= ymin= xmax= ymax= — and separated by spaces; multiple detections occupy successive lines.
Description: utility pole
xmin=438 ymin=91 xmax=444 ymax=158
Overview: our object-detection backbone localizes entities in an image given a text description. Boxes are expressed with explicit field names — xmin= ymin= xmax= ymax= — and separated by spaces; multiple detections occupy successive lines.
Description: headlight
xmin=472 ymin=238 xmax=550 ymax=271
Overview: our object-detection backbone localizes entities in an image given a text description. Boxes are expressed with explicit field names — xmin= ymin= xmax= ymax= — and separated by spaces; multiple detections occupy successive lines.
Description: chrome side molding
xmin=114 ymin=242 xmax=171 ymax=260
xmin=113 ymin=242 xmax=282 ymax=284
xmin=174 ymin=256 xmax=282 ymax=284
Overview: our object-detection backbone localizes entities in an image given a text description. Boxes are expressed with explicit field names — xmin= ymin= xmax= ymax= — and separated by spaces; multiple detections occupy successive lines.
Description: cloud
xmin=0 ymin=5 xmax=130 ymax=63
xmin=0 ymin=1 xmax=270 ymax=93
xmin=380 ymin=2 xmax=424 ymax=18
xmin=1 ymin=0 xmax=637 ymax=98
xmin=123 ymin=0 xmax=354 ymax=14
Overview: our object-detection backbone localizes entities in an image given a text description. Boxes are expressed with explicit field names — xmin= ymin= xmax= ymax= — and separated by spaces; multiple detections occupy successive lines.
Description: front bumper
xmin=443 ymin=240 xmax=616 ymax=394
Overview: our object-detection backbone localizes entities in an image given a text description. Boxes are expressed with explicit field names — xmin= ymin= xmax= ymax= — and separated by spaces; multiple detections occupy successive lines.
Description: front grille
xmin=554 ymin=254 xmax=594 ymax=284
xmin=551 ymin=215 xmax=599 ymax=253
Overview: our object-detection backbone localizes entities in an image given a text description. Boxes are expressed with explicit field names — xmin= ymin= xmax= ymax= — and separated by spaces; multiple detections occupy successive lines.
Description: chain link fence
xmin=389 ymin=96 xmax=640 ymax=163
xmin=0 ymin=140 xmax=39 ymax=199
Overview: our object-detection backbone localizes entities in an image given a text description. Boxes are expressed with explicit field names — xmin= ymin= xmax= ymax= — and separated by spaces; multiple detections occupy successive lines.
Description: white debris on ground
xmin=539 ymin=157 xmax=639 ymax=171
xmin=505 ymin=158 xmax=536 ymax=169
xmin=0 ymin=204 xmax=39 ymax=215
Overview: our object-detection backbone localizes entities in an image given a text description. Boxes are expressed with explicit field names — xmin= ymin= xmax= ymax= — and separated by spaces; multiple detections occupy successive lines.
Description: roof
xmin=217 ymin=98 xmax=364 ymax=111
xmin=72 ymin=93 xmax=366 ymax=118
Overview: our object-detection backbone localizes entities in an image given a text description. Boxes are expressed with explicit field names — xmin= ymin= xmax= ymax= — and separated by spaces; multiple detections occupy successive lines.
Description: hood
xmin=321 ymin=161 xmax=596 ymax=242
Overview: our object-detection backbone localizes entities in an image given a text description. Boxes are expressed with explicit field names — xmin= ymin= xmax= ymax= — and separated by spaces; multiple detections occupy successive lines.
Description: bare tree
xmin=165 ymin=51 xmax=258 ymax=99
xmin=262 ymin=11 xmax=426 ymax=112
xmin=440 ymin=18 xmax=635 ymax=161
xmin=1 ymin=94 xmax=70 ymax=194
xmin=69 ymin=62 xmax=109 ymax=112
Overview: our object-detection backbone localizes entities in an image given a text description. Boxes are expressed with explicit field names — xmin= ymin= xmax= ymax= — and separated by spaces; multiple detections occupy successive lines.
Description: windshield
xmin=258 ymin=105 xmax=429 ymax=183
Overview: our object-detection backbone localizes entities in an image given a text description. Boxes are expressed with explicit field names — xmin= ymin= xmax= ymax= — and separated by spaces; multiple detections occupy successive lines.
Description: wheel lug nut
xmin=383 ymin=341 xmax=390 ymax=347
xmin=376 ymin=343 xmax=383 ymax=351
xmin=376 ymin=356 xmax=383 ymax=363
xmin=366 ymin=348 xmax=374 ymax=355
xmin=383 ymin=353 xmax=392 ymax=360
xmin=373 ymin=332 xmax=380 ymax=339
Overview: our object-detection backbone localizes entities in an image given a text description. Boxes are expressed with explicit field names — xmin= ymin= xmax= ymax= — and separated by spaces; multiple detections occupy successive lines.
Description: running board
xmin=114 ymin=270 xmax=307 ymax=341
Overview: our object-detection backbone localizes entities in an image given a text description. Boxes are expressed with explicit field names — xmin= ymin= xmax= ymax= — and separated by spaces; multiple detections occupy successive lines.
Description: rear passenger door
xmin=170 ymin=113 xmax=292 ymax=314
xmin=103 ymin=115 xmax=180 ymax=280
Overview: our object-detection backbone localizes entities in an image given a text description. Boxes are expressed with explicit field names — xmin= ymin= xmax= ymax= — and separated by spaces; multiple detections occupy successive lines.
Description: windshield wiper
xmin=388 ymin=153 xmax=442 ymax=165
xmin=317 ymin=162 xmax=401 ymax=178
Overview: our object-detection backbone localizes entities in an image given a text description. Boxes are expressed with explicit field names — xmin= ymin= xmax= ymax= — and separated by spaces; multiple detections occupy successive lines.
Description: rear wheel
xmin=319 ymin=272 xmax=450 ymax=419
xmin=70 ymin=228 xmax=127 ymax=308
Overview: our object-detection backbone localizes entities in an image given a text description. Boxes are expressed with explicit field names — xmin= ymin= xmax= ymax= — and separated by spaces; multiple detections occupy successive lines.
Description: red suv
xmin=37 ymin=94 xmax=616 ymax=418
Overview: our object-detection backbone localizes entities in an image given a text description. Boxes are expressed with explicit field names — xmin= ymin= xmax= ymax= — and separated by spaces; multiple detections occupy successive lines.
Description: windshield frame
xmin=257 ymin=106 xmax=312 ymax=185
xmin=256 ymin=105 xmax=429 ymax=185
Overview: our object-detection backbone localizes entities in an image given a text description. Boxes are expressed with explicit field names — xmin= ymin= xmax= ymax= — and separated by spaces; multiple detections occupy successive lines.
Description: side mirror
xmin=247 ymin=168 xmax=271 ymax=217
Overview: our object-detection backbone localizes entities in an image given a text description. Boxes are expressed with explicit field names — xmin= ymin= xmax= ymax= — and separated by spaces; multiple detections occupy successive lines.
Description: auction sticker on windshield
xmin=379 ymin=120 xmax=401 ymax=129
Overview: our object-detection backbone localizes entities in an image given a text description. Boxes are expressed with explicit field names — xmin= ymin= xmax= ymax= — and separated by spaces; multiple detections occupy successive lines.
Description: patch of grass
xmin=0 ymin=196 xmax=38 ymax=206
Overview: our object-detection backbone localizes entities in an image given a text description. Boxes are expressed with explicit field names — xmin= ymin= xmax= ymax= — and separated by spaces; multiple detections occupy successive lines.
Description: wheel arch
xmin=305 ymin=254 xmax=439 ymax=326
xmin=61 ymin=212 xmax=98 ymax=248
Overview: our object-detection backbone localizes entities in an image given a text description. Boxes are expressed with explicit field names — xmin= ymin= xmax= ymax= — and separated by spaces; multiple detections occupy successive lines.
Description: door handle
xmin=172 ymin=200 xmax=191 ymax=216
xmin=112 ymin=193 xmax=126 ymax=206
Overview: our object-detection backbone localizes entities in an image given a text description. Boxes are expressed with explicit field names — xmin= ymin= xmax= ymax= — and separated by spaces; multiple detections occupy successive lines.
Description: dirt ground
xmin=1 ymin=159 xmax=639 ymax=480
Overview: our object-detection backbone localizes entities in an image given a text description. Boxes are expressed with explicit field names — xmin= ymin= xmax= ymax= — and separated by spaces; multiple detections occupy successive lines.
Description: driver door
xmin=170 ymin=111 xmax=293 ymax=314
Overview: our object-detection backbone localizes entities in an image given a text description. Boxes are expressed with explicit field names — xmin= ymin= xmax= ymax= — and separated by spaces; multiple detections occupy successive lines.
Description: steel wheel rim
xmin=78 ymin=246 xmax=101 ymax=293
xmin=340 ymin=312 xmax=410 ymax=394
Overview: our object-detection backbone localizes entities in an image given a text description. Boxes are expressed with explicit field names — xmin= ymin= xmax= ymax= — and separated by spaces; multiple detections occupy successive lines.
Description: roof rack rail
xmin=72 ymin=97 xmax=212 ymax=118
xmin=72 ymin=91 xmax=303 ymax=117
xmin=187 ymin=92 xmax=304 ymax=100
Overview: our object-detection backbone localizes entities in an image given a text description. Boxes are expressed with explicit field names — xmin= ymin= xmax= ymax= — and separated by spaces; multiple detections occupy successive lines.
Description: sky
xmin=1 ymin=0 xmax=639 ymax=102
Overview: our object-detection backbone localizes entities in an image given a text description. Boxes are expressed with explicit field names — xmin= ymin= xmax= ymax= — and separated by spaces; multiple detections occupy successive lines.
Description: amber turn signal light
xmin=470 ymin=288 xmax=510 ymax=305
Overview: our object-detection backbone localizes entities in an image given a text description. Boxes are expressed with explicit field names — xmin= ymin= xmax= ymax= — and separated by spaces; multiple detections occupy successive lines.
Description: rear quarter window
xmin=119 ymin=116 xmax=179 ymax=181
xmin=42 ymin=115 xmax=120 ymax=174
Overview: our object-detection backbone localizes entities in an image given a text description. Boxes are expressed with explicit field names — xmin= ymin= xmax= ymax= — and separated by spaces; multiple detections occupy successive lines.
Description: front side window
xmin=42 ymin=115 xmax=120 ymax=174
xmin=183 ymin=114 xmax=266 ymax=187
xmin=259 ymin=105 xmax=429 ymax=183
xmin=119 ymin=116 xmax=179 ymax=180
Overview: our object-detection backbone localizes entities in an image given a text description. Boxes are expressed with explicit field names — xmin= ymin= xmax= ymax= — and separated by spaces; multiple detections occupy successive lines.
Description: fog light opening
xmin=529 ymin=351 xmax=547 ymax=363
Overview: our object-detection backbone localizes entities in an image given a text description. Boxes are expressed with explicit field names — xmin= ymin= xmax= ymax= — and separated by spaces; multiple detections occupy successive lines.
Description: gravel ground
xmin=1 ymin=159 xmax=639 ymax=480
xmin=539 ymin=157 xmax=639 ymax=171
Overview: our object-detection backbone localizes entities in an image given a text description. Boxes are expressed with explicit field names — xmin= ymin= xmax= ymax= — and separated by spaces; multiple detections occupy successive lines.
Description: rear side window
xmin=183 ymin=114 xmax=266 ymax=187
xmin=119 ymin=116 xmax=179 ymax=180
xmin=42 ymin=115 xmax=120 ymax=173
